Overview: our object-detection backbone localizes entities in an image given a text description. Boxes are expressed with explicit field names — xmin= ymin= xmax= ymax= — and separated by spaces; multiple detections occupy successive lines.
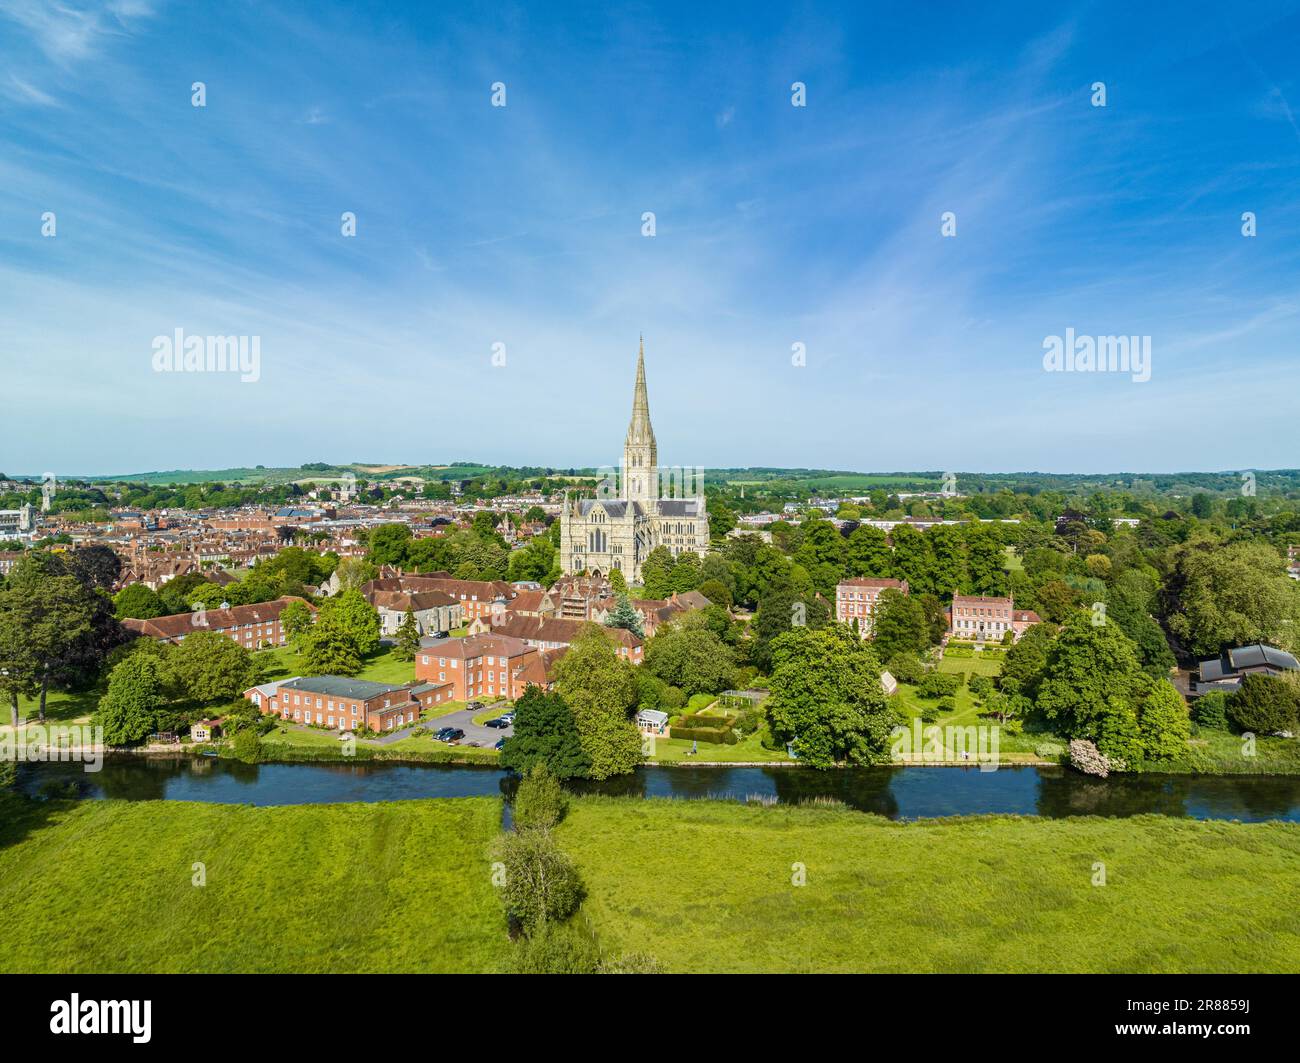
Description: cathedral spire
xmin=623 ymin=337 xmax=658 ymax=503
xmin=626 ymin=336 xmax=656 ymax=448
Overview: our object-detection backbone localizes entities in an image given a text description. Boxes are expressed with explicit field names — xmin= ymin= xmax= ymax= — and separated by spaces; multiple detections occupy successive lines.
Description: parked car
xmin=493 ymin=737 xmax=506 ymax=750
xmin=435 ymin=727 xmax=465 ymax=743
xmin=484 ymin=717 xmax=510 ymax=729
xmin=466 ymin=701 xmax=484 ymax=712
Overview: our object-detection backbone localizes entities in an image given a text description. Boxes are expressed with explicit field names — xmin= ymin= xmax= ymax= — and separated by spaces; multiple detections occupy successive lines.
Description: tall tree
xmin=394 ymin=608 xmax=421 ymax=662
xmin=96 ymin=654 xmax=166 ymax=746
xmin=552 ymin=626 xmax=641 ymax=779
xmin=766 ymin=624 xmax=894 ymax=768
xmin=499 ymin=686 xmax=592 ymax=779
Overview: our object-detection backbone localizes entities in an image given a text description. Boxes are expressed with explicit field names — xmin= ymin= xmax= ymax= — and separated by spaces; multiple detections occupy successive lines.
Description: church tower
xmin=622 ymin=336 xmax=659 ymax=504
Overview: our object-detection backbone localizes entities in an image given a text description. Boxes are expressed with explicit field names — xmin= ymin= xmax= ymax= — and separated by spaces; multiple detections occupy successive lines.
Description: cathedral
xmin=559 ymin=340 xmax=711 ymax=584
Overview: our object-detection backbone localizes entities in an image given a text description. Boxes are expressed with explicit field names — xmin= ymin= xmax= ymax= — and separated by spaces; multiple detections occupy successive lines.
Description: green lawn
xmin=648 ymin=729 xmax=793 ymax=764
xmin=0 ymin=796 xmax=509 ymax=973
xmin=559 ymin=798 xmax=1300 ymax=973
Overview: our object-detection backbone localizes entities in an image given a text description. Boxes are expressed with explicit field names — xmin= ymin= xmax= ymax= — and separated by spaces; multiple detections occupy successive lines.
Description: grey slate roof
xmin=279 ymin=675 xmax=410 ymax=699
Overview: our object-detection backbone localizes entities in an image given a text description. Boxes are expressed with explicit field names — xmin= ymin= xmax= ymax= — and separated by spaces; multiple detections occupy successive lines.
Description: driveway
xmin=373 ymin=706 xmax=512 ymax=748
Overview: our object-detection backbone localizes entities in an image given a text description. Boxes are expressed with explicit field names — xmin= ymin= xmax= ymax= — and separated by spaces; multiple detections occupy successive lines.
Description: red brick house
xmin=835 ymin=578 xmax=908 ymax=637
xmin=415 ymin=633 xmax=550 ymax=702
xmin=123 ymin=595 xmax=315 ymax=648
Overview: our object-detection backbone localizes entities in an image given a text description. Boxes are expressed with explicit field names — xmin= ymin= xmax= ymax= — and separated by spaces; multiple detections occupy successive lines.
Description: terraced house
xmin=244 ymin=675 xmax=452 ymax=731
xmin=123 ymin=595 xmax=314 ymax=647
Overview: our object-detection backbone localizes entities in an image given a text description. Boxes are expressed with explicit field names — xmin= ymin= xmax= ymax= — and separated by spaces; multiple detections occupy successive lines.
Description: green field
xmin=559 ymin=798 xmax=1300 ymax=973
xmin=0 ymin=796 xmax=509 ymax=973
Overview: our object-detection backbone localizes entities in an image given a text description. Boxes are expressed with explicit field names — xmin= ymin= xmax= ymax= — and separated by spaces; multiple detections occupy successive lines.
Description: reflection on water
xmin=16 ymin=757 xmax=1300 ymax=822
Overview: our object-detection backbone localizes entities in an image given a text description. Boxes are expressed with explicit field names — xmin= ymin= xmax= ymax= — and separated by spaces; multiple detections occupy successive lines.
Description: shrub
xmin=512 ymin=762 xmax=568 ymax=833
xmin=1067 ymin=738 xmax=1110 ymax=778
xmin=885 ymin=653 xmax=925 ymax=685
xmin=916 ymin=672 xmax=961 ymax=699
xmin=1192 ymin=691 xmax=1230 ymax=732
xmin=660 ymin=686 xmax=687 ymax=710
xmin=733 ymin=710 xmax=762 ymax=736
xmin=1228 ymin=674 xmax=1300 ymax=736
xmin=936 ymin=696 xmax=956 ymax=713
xmin=669 ymin=726 xmax=738 ymax=745
xmin=918 ymin=703 xmax=940 ymax=724
xmin=494 ymin=830 xmax=585 ymax=934
xmin=507 ymin=919 xmax=602 ymax=974
xmin=969 ymin=675 xmax=993 ymax=698
xmin=231 ymin=728 xmax=262 ymax=764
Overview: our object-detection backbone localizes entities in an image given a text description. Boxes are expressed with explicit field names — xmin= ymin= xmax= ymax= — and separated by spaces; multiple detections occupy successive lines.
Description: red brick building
xmin=244 ymin=675 xmax=453 ymax=731
xmin=123 ymin=595 xmax=314 ymax=648
xmin=836 ymin=578 xmax=909 ymax=637
xmin=469 ymin=612 xmax=644 ymax=663
xmin=415 ymin=633 xmax=552 ymax=702
xmin=949 ymin=595 xmax=1039 ymax=642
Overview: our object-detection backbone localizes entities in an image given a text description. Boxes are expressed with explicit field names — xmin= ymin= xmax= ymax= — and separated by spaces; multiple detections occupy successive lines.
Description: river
xmin=17 ymin=756 xmax=1300 ymax=822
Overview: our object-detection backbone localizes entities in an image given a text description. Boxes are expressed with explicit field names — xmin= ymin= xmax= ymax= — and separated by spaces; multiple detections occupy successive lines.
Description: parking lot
xmin=374 ymin=705 xmax=512 ymax=748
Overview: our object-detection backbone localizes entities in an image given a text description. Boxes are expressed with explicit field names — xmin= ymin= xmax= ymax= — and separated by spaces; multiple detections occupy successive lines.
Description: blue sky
xmin=2 ymin=0 xmax=1298 ymax=476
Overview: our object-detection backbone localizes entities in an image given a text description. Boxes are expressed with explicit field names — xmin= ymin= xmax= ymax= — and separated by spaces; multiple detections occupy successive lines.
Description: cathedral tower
xmin=622 ymin=336 xmax=659 ymax=504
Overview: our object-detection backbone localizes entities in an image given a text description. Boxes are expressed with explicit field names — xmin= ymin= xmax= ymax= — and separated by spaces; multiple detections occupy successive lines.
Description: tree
xmin=1036 ymin=613 xmax=1145 ymax=751
xmin=1035 ymin=580 xmax=1080 ymax=623
xmin=999 ymin=622 xmax=1056 ymax=698
xmin=333 ymin=556 xmax=378 ymax=592
xmin=793 ymin=518 xmax=846 ymax=597
xmin=608 ymin=568 xmax=628 ymax=594
xmin=168 ymin=631 xmax=261 ymax=704
xmin=68 ymin=545 xmax=123 ymax=590
xmin=643 ymin=625 xmax=736 ymax=697
xmin=1105 ymin=569 xmax=1175 ymax=678
xmin=367 ymin=523 xmax=412 ymax=567
xmin=765 ymin=624 xmax=894 ymax=768
xmin=1166 ymin=540 xmax=1300 ymax=656
xmin=96 ymin=655 xmax=166 ymax=746
xmin=500 ymin=686 xmax=592 ymax=779
xmin=696 ymin=578 xmax=732 ymax=609
xmin=301 ymin=623 xmax=363 ymax=676
xmin=231 ymin=727 xmax=262 ymax=763
xmin=552 ymin=627 xmax=641 ymax=779
xmin=0 ymin=554 xmax=101 ymax=721
xmin=751 ymin=583 xmax=829 ymax=673
xmin=512 ymin=762 xmax=569 ymax=832
xmin=871 ymin=589 xmax=928 ymax=661
xmin=280 ymin=598 xmax=314 ymax=647
xmin=844 ymin=525 xmax=891 ymax=578
xmin=394 ymin=608 xmax=421 ymax=661
xmin=603 ymin=593 xmax=645 ymax=638
xmin=640 ymin=546 xmax=675 ymax=599
xmin=314 ymin=590 xmax=380 ymax=657
xmin=506 ymin=537 xmax=556 ymax=584
xmin=670 ymin=552 xmax=703 ymax=593
xmin=1228 ymin=674 xmax=1300 ymax=735
xmin=493 ymin=829 xmax=585 ymax=934
xmin=1135 ymin=676 xmax=1191 ymax=760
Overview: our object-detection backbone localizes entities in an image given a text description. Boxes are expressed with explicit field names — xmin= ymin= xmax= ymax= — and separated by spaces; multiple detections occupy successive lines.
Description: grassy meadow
xmin=0 ymin=796 xmax=509 ymax=973
xmin=559 ymin=797 xmax=1300 ymax=973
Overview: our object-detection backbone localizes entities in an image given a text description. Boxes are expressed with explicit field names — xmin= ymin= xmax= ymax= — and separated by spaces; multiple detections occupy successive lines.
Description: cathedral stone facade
xmin=559 ymin=341 xmax=710 ymax=584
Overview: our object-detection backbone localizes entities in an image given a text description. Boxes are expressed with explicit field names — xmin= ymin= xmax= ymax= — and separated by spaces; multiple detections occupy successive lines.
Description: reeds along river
xmin=16 ymin=757 xmax=1300 ymax=822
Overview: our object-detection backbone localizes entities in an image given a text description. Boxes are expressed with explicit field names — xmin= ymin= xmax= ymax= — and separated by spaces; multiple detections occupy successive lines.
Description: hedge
xmin=669 ymin=726 xmax=739 ymax=745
